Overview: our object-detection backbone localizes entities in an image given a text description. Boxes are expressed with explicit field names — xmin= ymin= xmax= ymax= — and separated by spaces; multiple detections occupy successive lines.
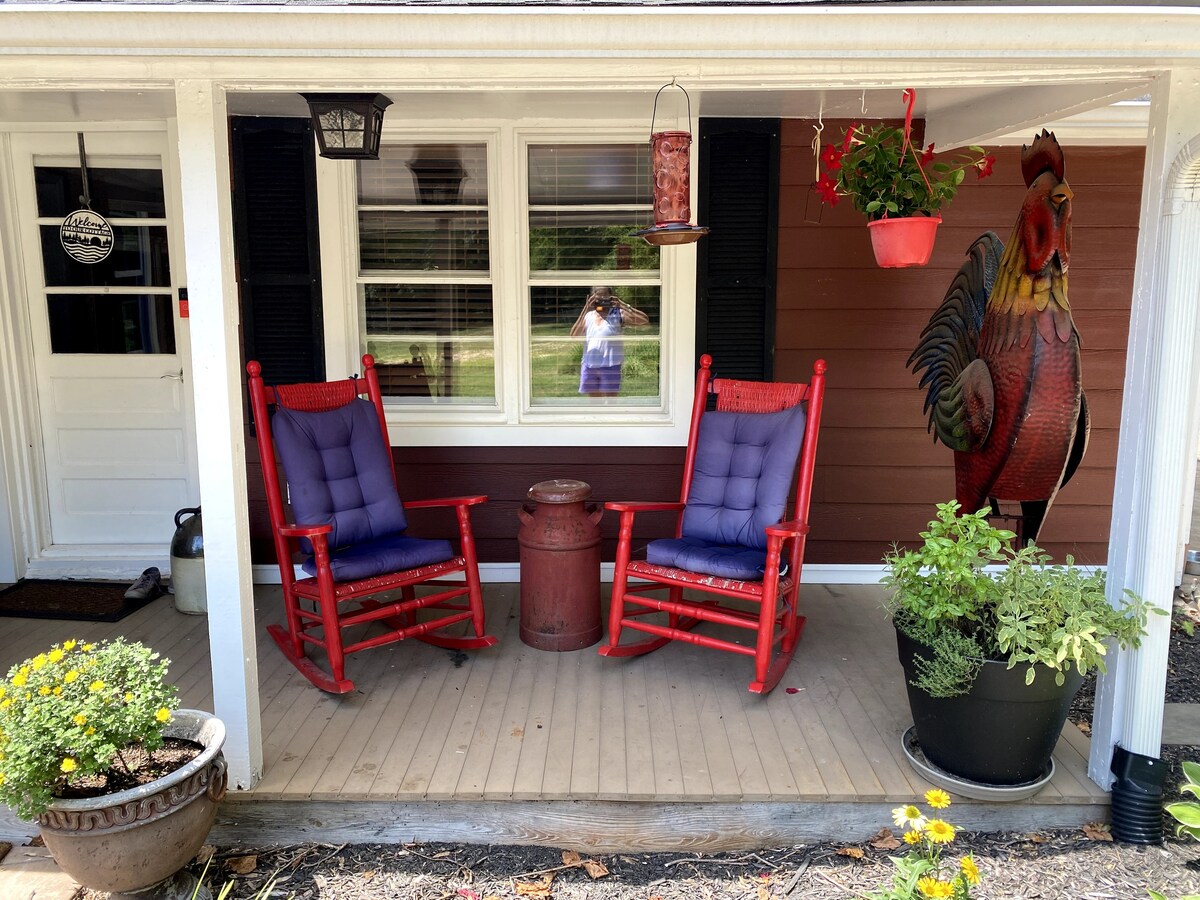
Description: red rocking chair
xmin=247 ymin=355 xmax=497 ymax=693
xmin=599 ymin=355 xmax=826 ymax=694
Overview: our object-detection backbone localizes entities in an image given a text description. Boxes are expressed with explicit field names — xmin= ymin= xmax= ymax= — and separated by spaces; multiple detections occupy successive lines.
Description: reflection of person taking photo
xmin=569 ymin=286 xmax=649 ymax=397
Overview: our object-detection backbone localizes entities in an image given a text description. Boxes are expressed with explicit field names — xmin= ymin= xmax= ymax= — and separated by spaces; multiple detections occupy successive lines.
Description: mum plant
xmin=0 ymin=638 xmax=178 ymax=819
xmin=861 ymin=789 xmax=981 ymax=900
xmin=815 ymin=120 xmax=996 ymax=220
xmin=882 ymin=500 xmax=1154 ymax=698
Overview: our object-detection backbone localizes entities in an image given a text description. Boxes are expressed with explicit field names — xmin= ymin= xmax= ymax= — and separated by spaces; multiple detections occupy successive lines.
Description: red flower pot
xmin=867 ymin=215 xmax=941 ymax=268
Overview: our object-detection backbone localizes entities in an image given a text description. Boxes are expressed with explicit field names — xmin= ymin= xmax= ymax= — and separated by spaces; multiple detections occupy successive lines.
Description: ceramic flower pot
xmin=36 ymin=709 xmax=227 ymax=899
xmin=867 ymin=215 xmax=941 ymax=268
xmin=896 ymin=628 xmax=1083 ymax=786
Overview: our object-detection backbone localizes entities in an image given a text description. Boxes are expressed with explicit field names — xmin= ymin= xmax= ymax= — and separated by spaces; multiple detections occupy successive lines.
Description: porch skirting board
xmin=211 ymin=797 xmax=1110 ymax=852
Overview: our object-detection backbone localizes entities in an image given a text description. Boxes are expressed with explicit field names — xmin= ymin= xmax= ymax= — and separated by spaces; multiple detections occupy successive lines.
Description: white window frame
xmin=318 ymin=116 xmax=697 ymax=447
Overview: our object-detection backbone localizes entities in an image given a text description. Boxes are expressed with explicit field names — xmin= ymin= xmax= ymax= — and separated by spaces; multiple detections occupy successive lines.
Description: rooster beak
xmin=1051 ymin=181 xmax=1073 ymax=208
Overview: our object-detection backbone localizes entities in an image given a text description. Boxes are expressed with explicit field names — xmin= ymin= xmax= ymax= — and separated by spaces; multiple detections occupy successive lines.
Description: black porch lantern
xmin=301 ymin=93 xmax=392 ymax=160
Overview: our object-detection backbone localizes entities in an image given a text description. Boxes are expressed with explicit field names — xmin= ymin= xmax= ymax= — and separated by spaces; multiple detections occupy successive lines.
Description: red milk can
xmin=518 ymin=479 xmax=603 ymax=651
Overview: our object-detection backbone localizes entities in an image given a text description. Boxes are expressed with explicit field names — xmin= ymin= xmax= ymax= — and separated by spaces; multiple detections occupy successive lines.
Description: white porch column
xmin=173 ymin=80 xmax=263 ymax=790
xmin=1090 ymin=70 xmax=1200 ymax=788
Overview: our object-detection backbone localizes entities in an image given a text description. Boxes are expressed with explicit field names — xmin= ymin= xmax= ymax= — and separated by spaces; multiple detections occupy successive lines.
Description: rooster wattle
xmin=908 ymin=130 xmax=1088 ymax=544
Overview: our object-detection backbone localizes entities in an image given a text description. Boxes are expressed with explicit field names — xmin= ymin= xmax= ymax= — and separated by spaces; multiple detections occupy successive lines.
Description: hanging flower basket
xmin=867 ymin=215 xmax=941 ymax=268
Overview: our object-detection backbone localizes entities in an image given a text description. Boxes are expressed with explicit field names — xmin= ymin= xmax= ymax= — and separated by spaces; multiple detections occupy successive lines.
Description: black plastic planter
xmin=896 ymin=628 xmax=1085 ymax=786
xmin=1109 ymin=745 xmax=1166 ymax=844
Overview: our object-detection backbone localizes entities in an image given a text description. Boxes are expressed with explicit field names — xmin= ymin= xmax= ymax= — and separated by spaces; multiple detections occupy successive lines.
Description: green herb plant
xmin=0 ymin=638 xmax=178 ymax=819
xmin=883 ymin=500 xmax=1155 ymax=698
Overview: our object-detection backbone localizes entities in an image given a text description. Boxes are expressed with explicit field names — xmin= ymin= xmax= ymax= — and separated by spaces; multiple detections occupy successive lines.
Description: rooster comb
xmin=1020 ymin=128 xmax=1065 ymax=188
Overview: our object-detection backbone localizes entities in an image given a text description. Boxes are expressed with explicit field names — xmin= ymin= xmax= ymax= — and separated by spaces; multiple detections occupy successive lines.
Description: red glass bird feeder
xmin=634 ymin=81 xmax=709 ymax=247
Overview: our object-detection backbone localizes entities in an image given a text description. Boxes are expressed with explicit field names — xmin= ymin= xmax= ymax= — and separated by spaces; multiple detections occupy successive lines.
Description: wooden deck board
xmin=0 ymin=581 xmax=1113 ymax=848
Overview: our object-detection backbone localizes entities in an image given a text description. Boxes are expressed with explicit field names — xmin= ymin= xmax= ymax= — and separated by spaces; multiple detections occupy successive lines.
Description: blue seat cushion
xmin=680 ymin=402 xmax=807 ymax=551
xmin=645 ymin=536 xmax=771 ymax=581
xmin=271 ymin=398 xmax=408 ymax=556
xmin=301 ymin=533 xmax=456 ymax=582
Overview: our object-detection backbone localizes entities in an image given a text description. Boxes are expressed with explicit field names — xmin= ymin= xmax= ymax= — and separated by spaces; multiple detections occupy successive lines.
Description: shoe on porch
xmin=124 ymin=566 xmax=164 ymax=601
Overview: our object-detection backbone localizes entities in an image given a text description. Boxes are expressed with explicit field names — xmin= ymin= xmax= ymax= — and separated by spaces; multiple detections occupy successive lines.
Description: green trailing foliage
xmin=883 ymin=501 xmax=1157 ymax=698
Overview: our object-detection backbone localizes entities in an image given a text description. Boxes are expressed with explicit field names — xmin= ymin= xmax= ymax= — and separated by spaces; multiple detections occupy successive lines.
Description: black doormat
xmin=0 ymin=579 xmax=163 ymax=623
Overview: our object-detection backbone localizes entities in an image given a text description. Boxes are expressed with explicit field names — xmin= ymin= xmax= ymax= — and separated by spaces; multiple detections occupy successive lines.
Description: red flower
xmin=920 ymin=143 xmax=936 ymax=166
xmin=976 ymin=153 xmax=997 ymax=179
xmin=820 ymin=143 xmax=844 ymax=171
xmin=814 ymin=173 xmax=840 ymax=206
xmin=842 ymin=123 xmax=858 ymax=154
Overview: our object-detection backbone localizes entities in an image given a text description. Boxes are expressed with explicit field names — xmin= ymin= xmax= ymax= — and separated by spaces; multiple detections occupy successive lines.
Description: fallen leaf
xmin=836 ymin=846 xmax=864 ymax=859
xmin=361 ymin=870 xmax=375 ymax=882
xmin=515 ymin=874 xmax=555 ymax=898
xmin=457 ymin=890 xmax=480 ymax=900
xmin=561 ymin=850 xmax=582 ymax=867
xmin=1076 ymin=720 xmax=1092 ymax=735
xmin=1083 ymin=822 xmax=1113 ymax=842
xmin=757 ymin=885 xmax=771 ymax=900
xmin=869 ymin=828 xmax=902 ymax=850
xmin=1026 ymin=833 xmax=1047 ymax=844
xmin=194 ymin=845 xmax=216 ymax=866
xmin=226 ymin=854 xmax=258 ymax=875
xmin=581 ymin=859 xmax=609 ymax=879
xmin=785 ymin=687 xmax=800 ymax=694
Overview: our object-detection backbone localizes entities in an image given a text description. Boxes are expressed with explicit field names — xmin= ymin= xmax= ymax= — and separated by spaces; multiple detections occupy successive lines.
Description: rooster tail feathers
xmin=1021 ymin=129 xmax=1065 ymax=187
xmin=908 ymin=232 xmax=1003 ymax=442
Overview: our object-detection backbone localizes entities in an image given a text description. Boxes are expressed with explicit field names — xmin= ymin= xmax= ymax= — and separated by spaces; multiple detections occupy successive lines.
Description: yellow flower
xmin=37 ymin=686 xmax=50 ymax=696
xmin=53 ymin=687 xmax=62 ymax=696
xmin=60 ymin=757 xmax=77 ymax=773
xmin=124 ymin=693 xmax=134 ymax=703
xmin=917 ymin=878 xmax=954 ymax=899
xmin=924 ymin=788 xmax=951 ymax=809
xmin=903 ymin=830 xmax=922 ymax=845
xmin=63 ymin=640 xmax=77 ymax=651
xmin=155 ymin=708 xmax=171 ymax=723
xmin=88 ymin=680 xmax=104 ymax=692
xmin=30 ymin=654 xmax=47 ymax=671
xmin=0 ymin=772 xmax=5 ymax=786
xmin=82 ymin=644 xmax=95 ymax=652
xmin=0 ymin=687 xmax=5 ymax=699
xmin=85 ymin=727 xmax=95 ymax=735
xmin=48 ymin=649 xmax=64 ymax=663
xmin=64 ymin=670 xmax=79 ymax=683
xmin=72 ymin=714 xmax=87 ymax=726
xmin=960 ymin=855 xmax=981 ymax=885
xmin=11 ymin=672 xmax=27 ymax=687
xmin=0 ymin=699 xmax=10 ymax=710
xmin=925 ymin=819 xmax=956 ymax=844
xmin=892 ymin=804 xmax=926 ymax=830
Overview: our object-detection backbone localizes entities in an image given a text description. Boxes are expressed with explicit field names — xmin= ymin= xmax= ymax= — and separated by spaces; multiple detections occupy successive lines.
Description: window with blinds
xmin=357 ymin=143 xmax=494 ymax=403
xmin=525 ymin=143 xmax=662 ymax=406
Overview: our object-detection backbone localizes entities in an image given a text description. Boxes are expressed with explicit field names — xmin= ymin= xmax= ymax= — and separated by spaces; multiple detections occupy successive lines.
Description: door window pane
xmin=40 ymin=225 xmax=170 ymax=287
xmin=47 ymin=294 xmax=175 ymax=354
xmin=363 ymin=283 xmax=495 ymax=402
xmin=35 ymin=167 xmax=166 ymax=218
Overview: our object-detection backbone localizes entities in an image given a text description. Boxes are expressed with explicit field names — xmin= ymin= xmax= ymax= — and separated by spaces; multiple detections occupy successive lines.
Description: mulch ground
xmin=77 ymin=597 xmax=1200 ymax=900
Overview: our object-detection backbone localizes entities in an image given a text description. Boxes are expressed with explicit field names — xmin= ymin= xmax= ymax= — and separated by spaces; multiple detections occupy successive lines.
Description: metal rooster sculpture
xmin=909 ymin=130 xmax=1087 ymax=544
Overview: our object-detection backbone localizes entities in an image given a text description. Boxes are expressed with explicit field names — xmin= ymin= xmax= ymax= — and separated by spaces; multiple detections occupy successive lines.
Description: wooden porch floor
xmin=0 ymin=583 xmax=1109 ymax=850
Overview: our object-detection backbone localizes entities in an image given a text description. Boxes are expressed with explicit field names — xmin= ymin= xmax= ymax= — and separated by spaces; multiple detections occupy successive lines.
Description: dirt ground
xmin=71 ymin=597 xmax=1200 ymax=900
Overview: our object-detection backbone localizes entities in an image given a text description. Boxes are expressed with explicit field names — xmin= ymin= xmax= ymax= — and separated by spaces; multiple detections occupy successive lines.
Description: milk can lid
xmin=527 ymin=479 xmax=592 ymax=504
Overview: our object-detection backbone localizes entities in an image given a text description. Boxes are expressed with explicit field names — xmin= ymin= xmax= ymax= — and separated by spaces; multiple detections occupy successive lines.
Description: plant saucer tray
xmin=901 ymin=726 xmax=1055 ymax=802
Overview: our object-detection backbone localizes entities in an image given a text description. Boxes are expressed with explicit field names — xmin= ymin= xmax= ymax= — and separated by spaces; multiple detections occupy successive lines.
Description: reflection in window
xmin=35 ymin=167 xmax=166 ymax=219
xmin=357 ymin=143 xmax=494 ymax=403
xmin=40 ymin=225 xmax=170 ymax=288
xmin=47 ymin=294 xmax=175 ymax=354
xmin=526 ymin=143 xmax=661 ymax=407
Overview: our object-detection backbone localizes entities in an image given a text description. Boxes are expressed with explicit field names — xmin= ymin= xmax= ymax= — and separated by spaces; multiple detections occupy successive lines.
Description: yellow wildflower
xmin=155 ymin=708 xmax=172 ymax=723
xmin=72 ymin=714 xmax=87 ymax=726
xmin=37 ymin=686 xmax=50 ymax=696
xmin=82 ymin=643 xmax=95 ymax=652
xmin=53 ymin=686 xmax=62 ymax=696
xmin=924 ymin=788 xmax=951 ymax=809
xmin=88 ymin=680 xmax=104 ymax=692
xmin=891 ymin=804 xmax=926 ymax=830
xmin=11 ymin=672 xmax=27 ymax=687
xmin=0 ymin=687 xmax=5 ymax=699
xmin=960 ymin=855 xmax=980 ymax=885
xmin=48 ymin=649 xmax=64 ymax=663
xmin=85 ymin=727 xmax=95 ymax=735
xmin=63 ymin=640 xmax=77 ymax=651
xmin=917 ymin=878 xmax=954 ymax=899
xmin=0 ymin=699 xmax=10 ymax=710
xmin=124 ymin=693 xmax=134 ymax=703
xmin=30 ymin=654 xmax=47 ymax=671
xmin=903 ymin=830 xmax=922 ymax=845
xmin=64 ymin=670 xmax=79 ymax=683
xmin=0 ymin=772 xmax=5 ymax=786
xmin=60 ymin=757 xmax=77 ymax=773
xmin=925 ymin=819 xmax=956 ymax=844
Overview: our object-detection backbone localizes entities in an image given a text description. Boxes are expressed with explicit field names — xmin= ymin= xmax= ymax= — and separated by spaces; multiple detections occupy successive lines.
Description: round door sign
xmin=60 ymin=209 xmax=114 ymax=264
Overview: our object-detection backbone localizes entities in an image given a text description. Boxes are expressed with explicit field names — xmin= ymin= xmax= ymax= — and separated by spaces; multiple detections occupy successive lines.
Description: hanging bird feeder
xmin=634 ymin=81 xmax=709 ymax=247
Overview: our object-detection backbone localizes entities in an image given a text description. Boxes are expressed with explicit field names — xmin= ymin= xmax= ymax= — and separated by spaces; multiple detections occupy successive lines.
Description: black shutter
xmin=697 ymin=118 xmax=780 ymax=382
xmin=231 ymin=117 xmax=324 ymax=385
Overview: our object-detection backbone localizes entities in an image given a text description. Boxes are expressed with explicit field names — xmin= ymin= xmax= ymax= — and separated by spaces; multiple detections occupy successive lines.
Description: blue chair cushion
xmin=680 ymin=402 xmax=807 ymax=552
xmin=301 ymin=533 xmax=455 ymax=582
xmin=271 ymin=398 xmax=408 ymax=556
xmin=645 ymin=536 xmax=771 ymax=581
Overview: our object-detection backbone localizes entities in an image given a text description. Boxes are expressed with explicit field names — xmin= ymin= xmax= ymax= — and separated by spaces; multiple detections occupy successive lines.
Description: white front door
xmin=11 ymin=131 xmax=197 ymax=556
